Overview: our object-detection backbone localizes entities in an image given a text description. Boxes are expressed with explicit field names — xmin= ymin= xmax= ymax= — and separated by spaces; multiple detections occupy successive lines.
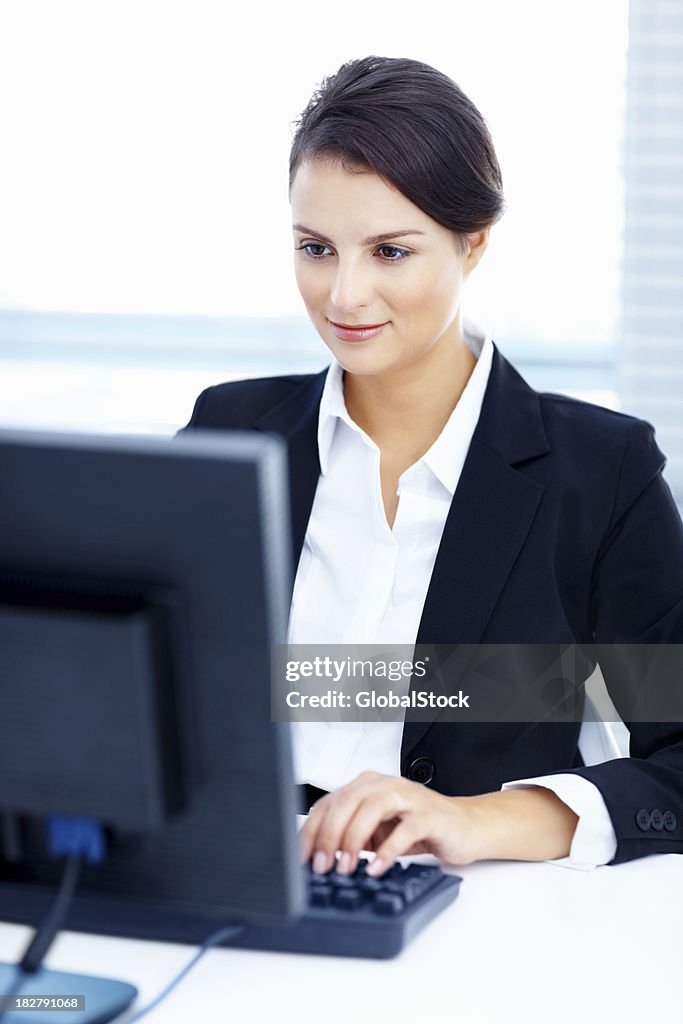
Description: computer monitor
xmin=0 ymin=427 xmax=304 ymax=947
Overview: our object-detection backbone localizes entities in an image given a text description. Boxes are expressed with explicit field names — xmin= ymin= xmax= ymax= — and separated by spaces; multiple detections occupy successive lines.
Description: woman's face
xmin=290 ymin=158 xmax=488 ymax=380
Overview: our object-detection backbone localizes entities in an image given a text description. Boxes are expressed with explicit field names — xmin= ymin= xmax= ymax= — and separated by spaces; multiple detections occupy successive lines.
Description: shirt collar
xmin=317 ymin=319 xmax=494 ymax=489
xmin=317 ymin=359 xmax=351 ymax=476
xmin=420 ymin=321 xmax=493 ymax=495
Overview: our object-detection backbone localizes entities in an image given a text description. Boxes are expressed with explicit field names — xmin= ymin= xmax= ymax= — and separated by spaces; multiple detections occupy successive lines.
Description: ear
xmin=464 ymin=226 xmax=491 ymax=273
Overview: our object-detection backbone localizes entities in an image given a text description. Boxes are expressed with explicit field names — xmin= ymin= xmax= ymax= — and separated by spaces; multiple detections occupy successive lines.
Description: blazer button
xmin=663 ymin=810 xmax=678 ymax=832
xmin=636 ymin=809 xmax=651 ymax=831
xmin=650 ymin=809 xmax=664 ymax=831
xmin=408 ymin=757 xmax=435 ymax=785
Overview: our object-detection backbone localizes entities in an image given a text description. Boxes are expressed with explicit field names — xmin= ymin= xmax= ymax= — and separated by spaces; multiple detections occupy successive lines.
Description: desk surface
xmin=1 ymin=853 xmax=681 ymax=1024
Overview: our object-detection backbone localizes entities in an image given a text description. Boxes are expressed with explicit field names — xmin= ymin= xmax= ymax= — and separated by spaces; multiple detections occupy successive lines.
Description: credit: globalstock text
xmin=285 ymin=690 xmax=471 ymax=709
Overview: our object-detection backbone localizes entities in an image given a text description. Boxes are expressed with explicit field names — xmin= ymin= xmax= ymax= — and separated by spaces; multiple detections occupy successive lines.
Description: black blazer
xmin=185 ymin=343 xmax=683 ymax=864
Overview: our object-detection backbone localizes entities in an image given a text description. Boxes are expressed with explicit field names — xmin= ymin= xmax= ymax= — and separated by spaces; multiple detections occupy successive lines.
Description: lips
xmin=328 ymin=320 xmax=389 ymax=343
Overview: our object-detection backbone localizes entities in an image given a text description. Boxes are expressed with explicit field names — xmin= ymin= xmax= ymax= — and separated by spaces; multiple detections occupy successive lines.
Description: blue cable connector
xmin=47 ymin=815 xmax=105 ymax=864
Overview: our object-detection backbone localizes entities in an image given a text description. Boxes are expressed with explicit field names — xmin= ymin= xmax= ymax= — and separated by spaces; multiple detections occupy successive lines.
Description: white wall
xmin=0 ymin=0 xmax=628 ymax=347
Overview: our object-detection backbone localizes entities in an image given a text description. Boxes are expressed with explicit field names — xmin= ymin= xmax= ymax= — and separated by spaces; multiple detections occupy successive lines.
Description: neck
xmin=343 ymin=328 xmax=478 ymax=457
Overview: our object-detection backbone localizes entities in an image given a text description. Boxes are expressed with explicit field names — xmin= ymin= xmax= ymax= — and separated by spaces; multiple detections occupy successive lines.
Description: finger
xmin=367 ymin=815 xmax=430 ymax=876
xmin=300 ymin=774 xmax=390 ymax=872
xmin=367 ymin=818 xmax=401 ymax=852
xmin=299 ymin=796 xmax=332 ymax=865
xmin=336 ymin=797 xmax=405 ymax=874
xmin=339 ymin=819 xmax=402 ymax=873
xmin=313 ymin=782 xmax=376 ymax=872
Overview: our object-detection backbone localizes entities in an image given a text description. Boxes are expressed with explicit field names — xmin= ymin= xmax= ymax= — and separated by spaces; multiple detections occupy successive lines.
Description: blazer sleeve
xmin=562 ymin=419 xmax=683 ymax=863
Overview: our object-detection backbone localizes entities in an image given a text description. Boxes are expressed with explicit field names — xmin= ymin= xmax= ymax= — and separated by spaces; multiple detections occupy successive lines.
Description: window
xmin=7 ymin=0 xmax=675 ymax=481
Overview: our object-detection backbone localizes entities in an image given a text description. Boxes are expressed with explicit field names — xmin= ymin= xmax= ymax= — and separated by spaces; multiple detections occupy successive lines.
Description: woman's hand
xmin=299 ymin=771 xmax=579 ymax=875
xmin=299 ymin=771 xmax=484 ymax=876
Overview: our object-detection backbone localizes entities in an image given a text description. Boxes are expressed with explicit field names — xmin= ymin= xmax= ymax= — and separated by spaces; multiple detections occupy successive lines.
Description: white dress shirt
xmin=287 ymin=320 xmax=618 ymax=869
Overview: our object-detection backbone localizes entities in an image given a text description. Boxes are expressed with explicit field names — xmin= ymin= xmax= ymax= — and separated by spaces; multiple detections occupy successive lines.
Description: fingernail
xmin=367 ymin=857 xmax=386 ymax=877
xmin=313 ymin=850 xmax=329 ymax=874
xmin=336 ymin=852 xmax=352 ymax=875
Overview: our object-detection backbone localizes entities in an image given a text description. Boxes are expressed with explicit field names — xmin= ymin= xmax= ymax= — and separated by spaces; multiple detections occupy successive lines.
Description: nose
xmin=329 ymin=258 xmax=372 ymax=314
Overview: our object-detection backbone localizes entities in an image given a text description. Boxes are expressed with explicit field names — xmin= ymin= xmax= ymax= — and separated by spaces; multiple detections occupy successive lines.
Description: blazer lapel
xmin=403 ymin=346 xmax=550 ymax=755
xmin=253 ymin=370 xmax=326 ymax=572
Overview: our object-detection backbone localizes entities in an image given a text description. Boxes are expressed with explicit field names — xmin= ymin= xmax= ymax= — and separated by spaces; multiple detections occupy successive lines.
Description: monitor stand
xmin=0 ymin=963 xmax=137 ymax=1023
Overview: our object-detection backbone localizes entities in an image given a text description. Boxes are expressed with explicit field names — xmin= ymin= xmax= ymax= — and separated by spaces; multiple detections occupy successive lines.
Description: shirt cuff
xmin=500 ymin=773 xmax=618 ymax=870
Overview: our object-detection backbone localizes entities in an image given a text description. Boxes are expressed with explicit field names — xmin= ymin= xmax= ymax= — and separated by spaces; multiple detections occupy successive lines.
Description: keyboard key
xmin=353 ymin=858 xmax=371 ymax=877
xmin=310 ymin=885 xmax=334 ymax=907
xmin=331 ymin=875 xmax=357 ymax=889
xmin=373 ymin=892 xmax=405 ymax=916
xmin=403 ymin=864 xmax=438 ymax=879
xmin=380 ymin=880 xmax=406 ymax=896
xmin=357 ymin=877 xmax=383 ymax=894
xmin=333 ymin=888 xmax=363 ymax=910
xmin=403 ymin=878 xmax=430 ymax=903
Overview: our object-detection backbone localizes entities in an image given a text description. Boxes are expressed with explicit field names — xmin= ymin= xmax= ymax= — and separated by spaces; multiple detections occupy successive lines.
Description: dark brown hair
xmin=289 ymin=56 xmax=505 ymax=245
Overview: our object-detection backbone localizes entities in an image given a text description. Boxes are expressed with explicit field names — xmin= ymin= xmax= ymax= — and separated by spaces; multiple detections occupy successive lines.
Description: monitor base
xmin=0 ymin=963 xmax=137 ymax=1023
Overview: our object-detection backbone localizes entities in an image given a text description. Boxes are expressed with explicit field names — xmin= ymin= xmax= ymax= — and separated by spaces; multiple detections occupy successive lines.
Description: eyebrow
xmin=292 ymin=224 xmax=426 ymax=246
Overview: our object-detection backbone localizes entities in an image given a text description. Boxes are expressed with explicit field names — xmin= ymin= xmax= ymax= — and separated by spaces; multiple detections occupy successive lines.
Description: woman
xmin=186 ymin=56 xmax=683 ymax=875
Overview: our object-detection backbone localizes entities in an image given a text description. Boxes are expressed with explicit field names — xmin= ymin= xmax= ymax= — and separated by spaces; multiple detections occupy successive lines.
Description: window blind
xmin=620 ymin=0 xmax=683 ymax=507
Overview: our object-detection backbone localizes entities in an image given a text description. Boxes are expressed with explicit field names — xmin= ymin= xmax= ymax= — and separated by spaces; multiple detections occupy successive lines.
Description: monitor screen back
xmin=0 ymin=428 xmax=303 ymax=941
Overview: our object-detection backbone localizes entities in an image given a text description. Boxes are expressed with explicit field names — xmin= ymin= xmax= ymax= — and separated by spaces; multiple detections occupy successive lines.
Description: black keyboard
xmin=218 ymin=857 xmax=462 ymax=959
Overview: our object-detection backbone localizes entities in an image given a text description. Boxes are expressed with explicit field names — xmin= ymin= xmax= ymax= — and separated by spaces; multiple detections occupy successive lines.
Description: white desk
xmin=1 ymin=853 xmax=681 ymax=1024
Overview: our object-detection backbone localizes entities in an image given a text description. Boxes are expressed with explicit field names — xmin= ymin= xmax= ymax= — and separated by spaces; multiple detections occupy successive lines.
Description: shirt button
xmin=663 ymin=810 xmax=677 ymax=832
xmin=407 ymin=757 xmax=435 ymax=785
xmin=636 ymin=809 xmax=651 ymax=831
xmin=650 ymin=809 xmax=664 ymax=831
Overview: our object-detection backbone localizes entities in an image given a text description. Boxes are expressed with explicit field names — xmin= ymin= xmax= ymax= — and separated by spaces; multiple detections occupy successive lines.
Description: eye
xmin=376 ymin=244 xmax=411 ymax=262
xmin=296 ymin=242 xmax=333 ymax=260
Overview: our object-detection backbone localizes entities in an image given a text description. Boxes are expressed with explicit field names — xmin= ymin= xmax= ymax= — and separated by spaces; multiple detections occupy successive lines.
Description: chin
xmin=334 ymin=353 xmax=403 ymax=380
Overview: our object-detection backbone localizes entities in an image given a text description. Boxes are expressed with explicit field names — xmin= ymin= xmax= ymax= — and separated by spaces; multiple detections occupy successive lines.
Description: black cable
xmin=18 ymin=853 xmax=83 ymax=973
xmin=0 ymin=813 xmax=23 ymax=863
xmin=0 ymin=853 xmax=84 ymax=1024
xmin=116 ymin=924 xmax=245 ymax=1023
xmin=4 ymin=830 xmax=244 ymax=1022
